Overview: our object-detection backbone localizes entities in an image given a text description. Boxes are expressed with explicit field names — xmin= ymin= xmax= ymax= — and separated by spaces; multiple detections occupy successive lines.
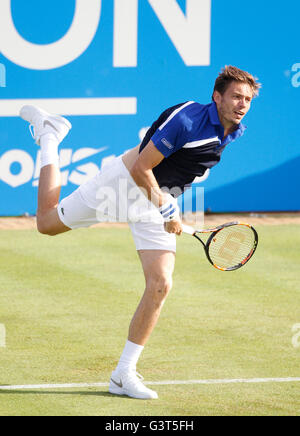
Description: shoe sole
xmin=20 ymin=105 xmax=72 ymax=130
xmin=109 ymin=384 xmax=158 ymax=400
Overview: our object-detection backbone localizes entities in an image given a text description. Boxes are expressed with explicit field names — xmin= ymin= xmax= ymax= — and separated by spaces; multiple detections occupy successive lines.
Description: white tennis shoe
xmin=109 ymin=368 xmax=158 ymax=400
xmin=20 ymin=105 xmax=72 ymax=146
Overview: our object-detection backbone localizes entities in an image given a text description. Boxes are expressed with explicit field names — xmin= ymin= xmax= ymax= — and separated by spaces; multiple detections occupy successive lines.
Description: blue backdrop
xmin=0 ymin=0 xmax=299 ymax=216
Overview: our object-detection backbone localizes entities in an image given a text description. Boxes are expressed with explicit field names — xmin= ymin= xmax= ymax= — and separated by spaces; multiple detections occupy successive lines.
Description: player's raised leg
xmin=20 ymin=106 xmax=72 ymax=235
xmin=109 ymin=249 xmax=175 ymax=400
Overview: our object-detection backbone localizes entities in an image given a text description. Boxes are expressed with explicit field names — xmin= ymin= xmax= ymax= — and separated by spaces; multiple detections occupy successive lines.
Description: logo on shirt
xmin=161 ymin=138 xmax=174 ymax=150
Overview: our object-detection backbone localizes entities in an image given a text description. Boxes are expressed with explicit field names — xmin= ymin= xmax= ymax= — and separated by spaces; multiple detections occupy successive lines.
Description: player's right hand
xmin=164 ymin=219 xmax=183 ymax=235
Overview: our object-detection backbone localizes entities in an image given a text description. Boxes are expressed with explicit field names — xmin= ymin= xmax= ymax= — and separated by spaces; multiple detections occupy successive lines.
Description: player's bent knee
xmin=37 ymin=209 xmax=70 ymax=236
xmin=37 ymin=219 xmax=58 ymax=236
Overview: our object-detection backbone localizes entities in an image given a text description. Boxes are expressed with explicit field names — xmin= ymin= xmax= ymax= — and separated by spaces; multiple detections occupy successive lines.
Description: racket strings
xmin=208 ymin=225 xmax=255 ymax=269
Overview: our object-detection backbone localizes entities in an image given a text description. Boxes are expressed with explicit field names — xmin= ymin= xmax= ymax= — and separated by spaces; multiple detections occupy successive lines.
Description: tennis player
xmin=20 ymin=66 xmax=260 ymax=400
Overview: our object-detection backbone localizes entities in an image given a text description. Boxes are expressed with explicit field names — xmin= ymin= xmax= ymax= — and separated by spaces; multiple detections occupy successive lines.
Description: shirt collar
xmin=208 ymin=101 xmax=247 ymax=144
xmin=208 ymin=101 xmax=221 ymax=126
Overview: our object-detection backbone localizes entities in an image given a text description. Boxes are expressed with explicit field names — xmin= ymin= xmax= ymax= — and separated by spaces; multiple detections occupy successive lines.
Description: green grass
xmin=0 ymin=225 xmax=300 ymax=416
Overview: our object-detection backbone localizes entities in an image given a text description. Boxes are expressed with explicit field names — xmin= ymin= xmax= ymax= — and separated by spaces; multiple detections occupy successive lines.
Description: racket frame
xmin=184 ymin=221 xmax=259 ymax=271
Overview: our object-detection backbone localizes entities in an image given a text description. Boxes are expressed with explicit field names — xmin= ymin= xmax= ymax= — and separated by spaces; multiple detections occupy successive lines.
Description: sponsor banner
xmin=0 ymin=0 xmax=299 ymax=215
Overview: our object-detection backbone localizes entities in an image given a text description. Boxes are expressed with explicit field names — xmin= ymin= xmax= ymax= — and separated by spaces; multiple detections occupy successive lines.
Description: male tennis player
xmin=20 ymin=66 xmax=260 ymax=400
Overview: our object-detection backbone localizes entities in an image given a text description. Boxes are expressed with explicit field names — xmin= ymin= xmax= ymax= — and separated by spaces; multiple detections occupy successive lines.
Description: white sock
xmin=116 ymin=340 xmax=144 ymax=372
xmin=40 ymin=133 xmax=60 ymax=168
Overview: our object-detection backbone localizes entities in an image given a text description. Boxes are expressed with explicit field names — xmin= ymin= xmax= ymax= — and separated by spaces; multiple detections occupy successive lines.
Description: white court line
xmin=1 ymin=377 xmax=300 ymax=391
xmin=0 ymin=97 xmax=137 ymax=117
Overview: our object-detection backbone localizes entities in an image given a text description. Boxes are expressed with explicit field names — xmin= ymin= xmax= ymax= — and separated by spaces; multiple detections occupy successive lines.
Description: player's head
xmin=212 ymin=66 xmax=261 ymax=128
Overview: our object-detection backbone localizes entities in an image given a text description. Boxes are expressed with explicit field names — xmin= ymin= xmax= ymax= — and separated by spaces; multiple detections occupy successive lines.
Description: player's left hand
xmin=164 ymin=219 xmax=183 ymax=235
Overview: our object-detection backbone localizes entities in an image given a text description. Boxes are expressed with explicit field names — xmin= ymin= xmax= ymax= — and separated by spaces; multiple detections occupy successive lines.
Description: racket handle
xmin=181 ymin=224 xmax=196 ymax=235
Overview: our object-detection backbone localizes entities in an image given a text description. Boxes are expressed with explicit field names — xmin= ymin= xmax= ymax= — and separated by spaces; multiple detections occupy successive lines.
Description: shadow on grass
xmin=0 ymin=390 xmax=137 ymax=400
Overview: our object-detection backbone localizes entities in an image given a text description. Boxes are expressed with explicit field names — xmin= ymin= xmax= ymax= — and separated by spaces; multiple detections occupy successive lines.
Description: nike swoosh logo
xmin=43 ymin=120 xmax=59 ymax=133
xmin=71 ymin=147 xmax=108 ymax=164
xmin=111 ymin=377 xmax=123 ymax=388
xmin=33 ymin=147 xmax=108 ymax=184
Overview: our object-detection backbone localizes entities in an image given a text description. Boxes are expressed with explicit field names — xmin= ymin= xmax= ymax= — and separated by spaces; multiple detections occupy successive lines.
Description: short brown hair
xmin=212 ymin=65 xmax=261 ymax=101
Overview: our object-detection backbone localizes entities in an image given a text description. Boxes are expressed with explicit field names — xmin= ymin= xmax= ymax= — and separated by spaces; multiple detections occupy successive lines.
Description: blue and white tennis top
xmin=139 ymin=101 xmax=246 ymax=195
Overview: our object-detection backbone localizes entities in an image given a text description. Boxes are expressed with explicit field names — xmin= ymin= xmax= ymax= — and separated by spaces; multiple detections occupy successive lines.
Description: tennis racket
xmin=182 ymin=222 xmax=258 ymax=271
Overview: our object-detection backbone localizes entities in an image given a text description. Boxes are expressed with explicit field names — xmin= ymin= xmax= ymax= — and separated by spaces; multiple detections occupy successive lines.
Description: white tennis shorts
xmin=57 ymin=156 xmax=177 ymax=252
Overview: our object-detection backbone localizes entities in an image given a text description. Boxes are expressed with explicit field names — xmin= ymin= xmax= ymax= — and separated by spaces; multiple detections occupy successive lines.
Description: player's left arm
xmin=130 ymin=140 xmax=165 ymax=208
xmin=130 ymin=140 xmax=182 ymax=235
xmin=130 ymin=105 xmax=192 ymax=234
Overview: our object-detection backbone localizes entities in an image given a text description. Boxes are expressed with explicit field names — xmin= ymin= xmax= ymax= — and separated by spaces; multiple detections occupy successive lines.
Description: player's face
xmin=214 ymin=81 xmax=253 ymax=128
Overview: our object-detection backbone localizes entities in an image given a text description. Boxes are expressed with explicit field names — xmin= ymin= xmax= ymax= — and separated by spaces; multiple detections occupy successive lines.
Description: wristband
xmin=159 ymin=199 xmax=180 ymax=222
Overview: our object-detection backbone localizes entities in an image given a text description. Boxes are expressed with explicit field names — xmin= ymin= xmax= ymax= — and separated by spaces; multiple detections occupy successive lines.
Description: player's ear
xmin=213 ymin=90 xmax=222 ymax=104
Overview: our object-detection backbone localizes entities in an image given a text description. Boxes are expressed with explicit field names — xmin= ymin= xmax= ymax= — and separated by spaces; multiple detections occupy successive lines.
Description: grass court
xmin=0 ymin=222 xmax=299 ymax=416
